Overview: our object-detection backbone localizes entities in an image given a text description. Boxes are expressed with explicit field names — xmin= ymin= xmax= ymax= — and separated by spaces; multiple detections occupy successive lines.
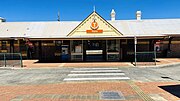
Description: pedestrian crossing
xmin=63 ymin=68 xmax=130 ymax=81
xmin=71 ymin=70 xmax=122 ymax=73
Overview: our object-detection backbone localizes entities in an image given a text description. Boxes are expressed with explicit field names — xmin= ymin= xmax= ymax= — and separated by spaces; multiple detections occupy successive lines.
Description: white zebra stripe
xmin=68 ymin=73 xmax=125 ymax=76
xmin=73 ymin=68 xmax=119 ymax=70
xmin=63 ymin=77 xmax=130 ymax=81
xmin=71 ymin=70 xmax=122 ymax=73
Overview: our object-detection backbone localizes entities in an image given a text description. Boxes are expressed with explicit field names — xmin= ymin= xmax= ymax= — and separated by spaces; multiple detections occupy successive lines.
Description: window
xmin=107 ymin=40 xmax=120 ymax=61
xmin=87 ymin=40 xmax=102 ymax=50
xmin=70 ymin=40 xmax=83 ymax=61
xmin=55 ymin=41 xmax=62 ymax=51
xmin=107 ymin=40 xmax=119 ymax=52
xmin=71 ymin=40 xmax=82 ymax=53
xmin=1 ymin=41 xmax=7 ymax=50
xmin=19 ymin=40 xmax=27 ymax=51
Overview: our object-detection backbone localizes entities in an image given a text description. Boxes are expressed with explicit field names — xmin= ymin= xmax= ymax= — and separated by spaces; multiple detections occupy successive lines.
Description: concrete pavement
xmin=1 ymin=58 xmax=180 ymax=101
xmin=21 ymin=58 xmax=180 ymax=68
xmin=0 ymin=66 xmax=180 ymax=100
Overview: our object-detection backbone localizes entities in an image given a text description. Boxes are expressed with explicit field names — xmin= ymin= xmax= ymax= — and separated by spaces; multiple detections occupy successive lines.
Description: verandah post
xmin=19 ymin=53 xmax=23 ymax=67
xmin=4 ymin=53 xmax=6 ymax=67
xmin=134 ymin=37 xmax=137 ymax=66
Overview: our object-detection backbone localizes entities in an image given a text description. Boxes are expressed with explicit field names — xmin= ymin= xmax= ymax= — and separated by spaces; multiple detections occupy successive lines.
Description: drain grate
xmin=100 ymin=91 xmax=125 ymax=100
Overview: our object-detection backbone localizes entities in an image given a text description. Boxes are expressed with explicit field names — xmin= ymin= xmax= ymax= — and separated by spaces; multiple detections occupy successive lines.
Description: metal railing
xmin=0 ymin=53 xmax=23 ymax=67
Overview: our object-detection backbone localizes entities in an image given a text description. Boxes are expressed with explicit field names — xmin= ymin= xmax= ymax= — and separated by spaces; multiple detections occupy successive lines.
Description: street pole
xmin=154 ymin=42 xmax=157 ymax=65
xmin=134 ymin=37 xmax=137 ymax=66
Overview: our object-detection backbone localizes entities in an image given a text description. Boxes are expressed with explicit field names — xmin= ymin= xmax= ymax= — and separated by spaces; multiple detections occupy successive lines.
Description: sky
xmin=1 ymin=0 xmax=180 ymax=22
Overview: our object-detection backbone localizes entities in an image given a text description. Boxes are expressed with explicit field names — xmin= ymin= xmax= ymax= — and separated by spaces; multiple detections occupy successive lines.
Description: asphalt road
xmin=0 ymin=65 xmax=180 ymax=85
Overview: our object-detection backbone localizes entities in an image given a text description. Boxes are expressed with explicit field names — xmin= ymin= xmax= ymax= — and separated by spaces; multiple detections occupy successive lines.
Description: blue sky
xmin=1 ymin=0 xmax=180 ymax=22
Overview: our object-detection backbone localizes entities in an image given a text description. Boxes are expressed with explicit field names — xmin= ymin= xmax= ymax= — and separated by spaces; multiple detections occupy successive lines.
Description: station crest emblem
xmin=86 ymin=17 xmax=103 ymax=33
xmin=90 ymin=19 xmax=99 ymax=30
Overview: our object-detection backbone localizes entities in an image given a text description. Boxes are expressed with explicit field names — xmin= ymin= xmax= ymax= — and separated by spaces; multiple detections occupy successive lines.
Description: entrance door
xmin=84 ymin=40 xmax=106 ymax=61
xmin=61 ymin=45 xmax=69 ymax=61
xmin=61 ymin=40 xmax=70 ymax=62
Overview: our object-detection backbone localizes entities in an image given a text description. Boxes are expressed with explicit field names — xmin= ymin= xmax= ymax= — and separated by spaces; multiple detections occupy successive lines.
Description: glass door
xmin=84 ymin=40 xmax=105 ymax=61
xmin=70 ymin=40 xmax=83 ymax=61
xmin=106 ymin=40 xmax=120 ymax=61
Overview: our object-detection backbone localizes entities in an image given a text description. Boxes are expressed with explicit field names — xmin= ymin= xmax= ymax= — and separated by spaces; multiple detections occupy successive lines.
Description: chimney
xmin=136 ymin=11 xmax=142 ymax=21
xmin=57 ymin=11 xmax=60 ymax=22
xmin=0 ymin=17 xmax=6 ymax=22
xmin=111 ymin=9 xmax=116 ymax=21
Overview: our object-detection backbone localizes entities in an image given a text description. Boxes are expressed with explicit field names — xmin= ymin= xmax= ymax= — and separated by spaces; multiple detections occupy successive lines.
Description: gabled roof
xmin=67 ymin=11 xmax=123 ymax=37
xmin=0 ymin=12 xmax=180 ymax=39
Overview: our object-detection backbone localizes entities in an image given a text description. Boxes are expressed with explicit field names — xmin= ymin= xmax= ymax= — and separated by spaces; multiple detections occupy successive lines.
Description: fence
xmin=134 ymin=51 xmax=156 ymax=66
xmin=0 ymin=53 xmax=23 ymax=67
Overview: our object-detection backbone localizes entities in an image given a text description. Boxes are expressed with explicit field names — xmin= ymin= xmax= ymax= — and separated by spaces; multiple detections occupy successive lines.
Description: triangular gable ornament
xmin=67 ymin=12 xmax=123 ymax=37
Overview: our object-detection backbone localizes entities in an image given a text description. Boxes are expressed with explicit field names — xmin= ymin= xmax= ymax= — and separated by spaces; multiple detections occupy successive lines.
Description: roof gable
xmin=67 ymin=12 xmax=123 ymax=37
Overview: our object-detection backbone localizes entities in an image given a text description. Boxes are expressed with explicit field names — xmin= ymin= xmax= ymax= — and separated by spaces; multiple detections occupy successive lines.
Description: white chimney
xmin=57 ymin=11 xmax=60 ymax=22
xmin=136 ymin=11 xmax=142 ymax=21
xmin=0 ymin=17 xmax=5 ymax=22
xmin=111 ymin=9 xmax=116 ymax=21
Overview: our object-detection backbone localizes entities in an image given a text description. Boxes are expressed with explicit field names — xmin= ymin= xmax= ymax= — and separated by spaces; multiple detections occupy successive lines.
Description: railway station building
xmin=0 ymin=10 xmax=180 ymax=62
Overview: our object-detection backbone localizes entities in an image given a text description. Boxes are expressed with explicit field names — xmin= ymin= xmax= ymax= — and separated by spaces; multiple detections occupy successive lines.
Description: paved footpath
xmin=0 ymin=81 xmax=179 ymax=101
xmin=0 ymin=67 xmax=180 ymax=101
xmin=22 ymin=58 xmax=180 ymax=68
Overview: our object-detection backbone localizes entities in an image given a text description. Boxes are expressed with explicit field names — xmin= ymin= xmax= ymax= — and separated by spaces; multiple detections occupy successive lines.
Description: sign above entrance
xmin=86 ymin=16 xmax=103 ymax=33
xmin=86 ymin=29 xmax=103 ymax=33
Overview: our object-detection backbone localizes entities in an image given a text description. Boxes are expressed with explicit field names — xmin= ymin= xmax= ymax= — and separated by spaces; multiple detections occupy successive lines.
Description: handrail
xmin=0 ymin=53 xmax=23 ymax=67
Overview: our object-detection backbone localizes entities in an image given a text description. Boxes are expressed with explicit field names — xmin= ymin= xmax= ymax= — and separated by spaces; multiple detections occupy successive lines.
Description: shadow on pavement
xmin=159 ymin=84 xmax=180 ymax=98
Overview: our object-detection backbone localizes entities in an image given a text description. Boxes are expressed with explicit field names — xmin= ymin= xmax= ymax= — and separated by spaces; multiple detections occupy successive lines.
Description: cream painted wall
xmin=69 ymin=12 xmax=122 ymax=37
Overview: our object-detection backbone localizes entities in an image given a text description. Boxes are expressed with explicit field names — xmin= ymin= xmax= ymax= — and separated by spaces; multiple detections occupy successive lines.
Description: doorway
xmin=83 ymin=40 xmax=106 ymax=61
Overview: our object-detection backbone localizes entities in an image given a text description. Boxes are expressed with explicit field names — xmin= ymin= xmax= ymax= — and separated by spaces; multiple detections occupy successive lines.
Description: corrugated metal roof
xmin=0 ymin=19 xmax=180 ymax=38
xmin=0 ymin=21 xmax=80 ymax=38
xmin=109 ymin=19 xmax=180 ymax=37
